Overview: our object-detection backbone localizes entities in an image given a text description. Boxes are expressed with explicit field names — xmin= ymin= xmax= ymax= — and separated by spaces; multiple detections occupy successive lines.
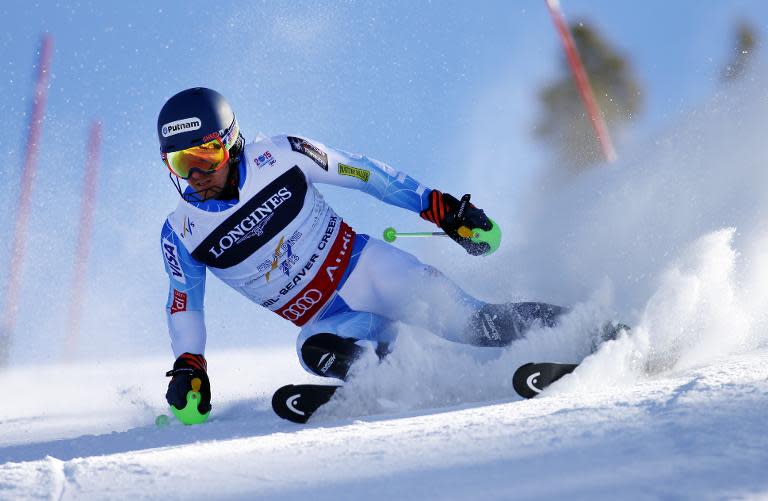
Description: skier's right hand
xmin=165 ymin=353 xmax=212 ymax=414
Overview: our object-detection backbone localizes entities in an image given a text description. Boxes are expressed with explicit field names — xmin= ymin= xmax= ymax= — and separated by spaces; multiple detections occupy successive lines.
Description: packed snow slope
xmin=1 ymin=348 xmax=767 ymax=500
xmin=4 ymin=70 xmax=768 ymax=500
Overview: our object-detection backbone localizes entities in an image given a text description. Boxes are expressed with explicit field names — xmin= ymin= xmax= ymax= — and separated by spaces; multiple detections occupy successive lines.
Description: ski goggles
xmin=163 ymin=135 xmax=230 ymax=179
xmin=162 ymin=118 xmax=240 ymax=179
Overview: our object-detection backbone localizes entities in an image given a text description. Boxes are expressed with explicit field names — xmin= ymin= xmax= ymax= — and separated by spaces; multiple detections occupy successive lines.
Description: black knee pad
xmin=300 ymin=333 xmax=367 ymax=380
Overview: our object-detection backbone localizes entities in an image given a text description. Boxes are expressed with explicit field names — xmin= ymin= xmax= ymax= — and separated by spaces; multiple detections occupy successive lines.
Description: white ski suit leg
xmin=295 ymin=237 xmax=567 ymax=377
xmin=335 ymin=237 xmax=485 ymax=343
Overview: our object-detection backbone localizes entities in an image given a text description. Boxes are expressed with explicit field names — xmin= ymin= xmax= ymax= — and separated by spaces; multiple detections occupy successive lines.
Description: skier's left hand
xmin=420 ymin=190 xmax=500 ymax=256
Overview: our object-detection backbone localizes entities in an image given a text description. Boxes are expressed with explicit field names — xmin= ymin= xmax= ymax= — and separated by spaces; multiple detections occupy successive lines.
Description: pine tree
xmin=722 ymin=21 xmax=757 ymax=82
xmin=535 ymin=21 xmax=642 ymax=172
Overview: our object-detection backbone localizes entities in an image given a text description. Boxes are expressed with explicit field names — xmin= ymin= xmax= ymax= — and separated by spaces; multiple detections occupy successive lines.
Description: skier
xmin=159 ymin=87 xmax=568 ymax=417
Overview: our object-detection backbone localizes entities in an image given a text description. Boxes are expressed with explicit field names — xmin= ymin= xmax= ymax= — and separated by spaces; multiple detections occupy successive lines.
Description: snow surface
xmin=4 ymin=37 xmax=768 ymax=501
xmin=2 ymin=346 xmax=767 ymax=500
xmin=4 ymin=222 xmax=768 ymax=501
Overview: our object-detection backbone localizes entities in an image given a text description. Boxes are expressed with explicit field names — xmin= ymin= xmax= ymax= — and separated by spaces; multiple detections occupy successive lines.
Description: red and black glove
xmin=420 ymin=190 xmax=492 ymax=256
xmin=165 ymin=353 xmax=212 ymax=414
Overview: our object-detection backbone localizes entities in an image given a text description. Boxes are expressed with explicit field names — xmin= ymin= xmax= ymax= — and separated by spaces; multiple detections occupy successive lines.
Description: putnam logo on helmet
xmin=162 ymin=117 xmax=202 ymax=138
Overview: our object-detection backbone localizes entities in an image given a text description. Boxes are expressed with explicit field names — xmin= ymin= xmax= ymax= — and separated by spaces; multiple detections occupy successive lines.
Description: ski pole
xmin=382 ymin=227 xmax=449 ymax=243
xmin=383 ymin=195 xmax=502 ymax=255
xmin=382 ymin=226 xmax=485 ymax=243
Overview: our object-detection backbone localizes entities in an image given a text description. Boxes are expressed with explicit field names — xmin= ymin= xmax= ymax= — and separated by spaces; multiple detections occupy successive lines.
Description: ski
xmin=512 ymin=362 xmax=579 ymax=399
xmin=272 ymin=383 xmax=342 ymax=423
xmin=272 ymin=363 xmax=578 ymax=422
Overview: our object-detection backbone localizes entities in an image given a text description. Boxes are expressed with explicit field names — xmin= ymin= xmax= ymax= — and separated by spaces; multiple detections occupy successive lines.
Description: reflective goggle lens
xmin=164 ymin=137 xmax=229 ymax=179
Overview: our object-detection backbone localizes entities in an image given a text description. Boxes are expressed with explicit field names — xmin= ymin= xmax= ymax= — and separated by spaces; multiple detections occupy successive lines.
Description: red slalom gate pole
xmin=0 ymin=34 xmax=54 ymax=366
xmin=544 ymin=0 xmax=617 ymax=163
xmin=64 ymin=122 xmax=102 ymax=360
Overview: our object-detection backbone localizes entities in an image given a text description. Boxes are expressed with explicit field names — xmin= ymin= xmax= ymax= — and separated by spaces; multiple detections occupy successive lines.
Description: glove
xmin=420 ymin=190 xmax=497 ymax=256
xmin=165 ymin=352 xmax=212 ymax=414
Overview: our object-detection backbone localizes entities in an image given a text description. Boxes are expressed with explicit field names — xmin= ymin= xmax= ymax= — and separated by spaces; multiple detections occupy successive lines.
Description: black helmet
xmin=157 ymin=87 xmax=239 ymax=154
xmin=157 ymin=87 xmax=243 ymax=201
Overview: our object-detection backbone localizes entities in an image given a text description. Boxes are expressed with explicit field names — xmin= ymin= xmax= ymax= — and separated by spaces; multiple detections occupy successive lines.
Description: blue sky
xmin=2 ymin=2 xmax=765 ymax=183
xmin=1 ymin=1 xmax=766 ymax=363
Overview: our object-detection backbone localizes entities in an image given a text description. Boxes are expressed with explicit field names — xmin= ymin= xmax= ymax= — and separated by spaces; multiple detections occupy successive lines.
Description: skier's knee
xmin=300 ymin=333 xmax=366 ymax=380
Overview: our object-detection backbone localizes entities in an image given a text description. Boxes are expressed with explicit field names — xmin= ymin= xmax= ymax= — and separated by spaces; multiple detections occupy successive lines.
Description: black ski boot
xmin=467 ymin=302 xmax=568 ymax=347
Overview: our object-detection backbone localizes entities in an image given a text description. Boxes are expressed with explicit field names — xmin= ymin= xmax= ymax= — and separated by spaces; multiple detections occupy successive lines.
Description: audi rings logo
xmin=283 ymin=289 xmax=323 ymax=321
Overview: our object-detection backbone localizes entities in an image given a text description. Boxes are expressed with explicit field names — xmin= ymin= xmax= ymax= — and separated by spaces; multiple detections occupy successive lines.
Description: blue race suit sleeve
xmin=161 ymin=219 xmax=208 ymax=357
xmin=278 ymin=135 xmax=433 ymax=214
